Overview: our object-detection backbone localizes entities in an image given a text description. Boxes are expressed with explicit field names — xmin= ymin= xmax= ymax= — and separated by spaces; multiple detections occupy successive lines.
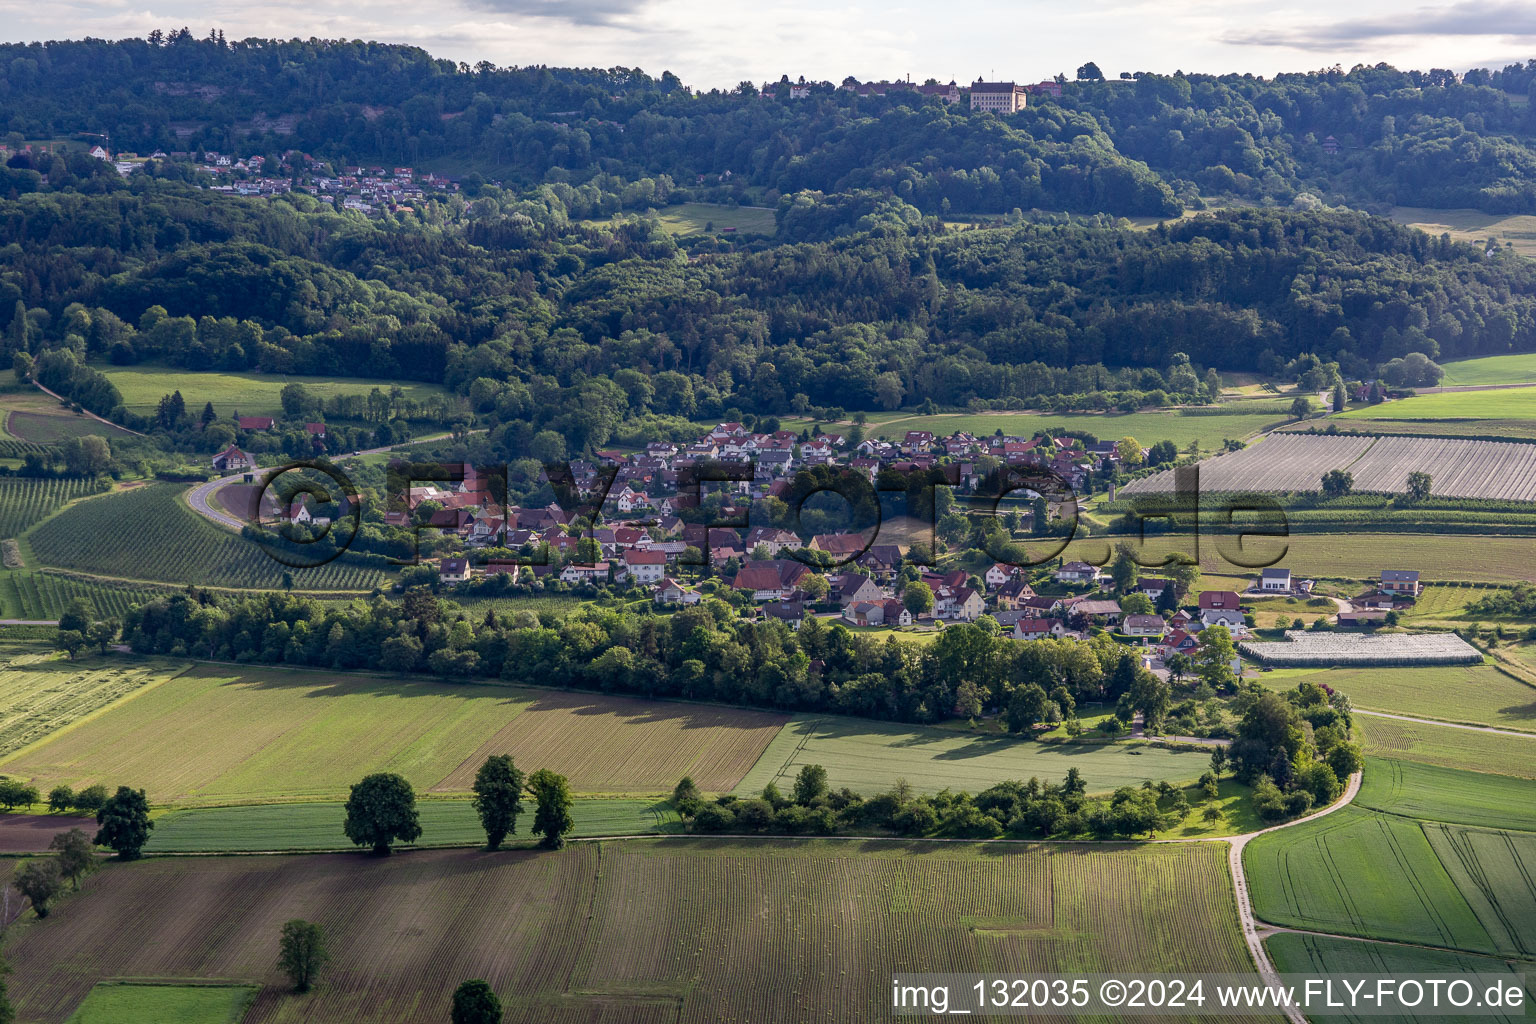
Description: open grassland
xmin=5 ymin=412 xmax=130 ymax=444
xmin=431 ymin=690 xmax=785 ymax=794
xmin=735 ymin=715 xmax=1211 ymax=797
xmin=0 ymin=477 xmax=103 ymax=540
xmin=1439 ymin=352 xmax=1536 ymax=385
xmin=1265 ymin=933 xmax=1532 ymax=1024
xmin=1357 ymin=758 xmax=1536 ymax=832
xmin=65 ymin=983 xmax=257 ymax=1024
xmin=1200 ymin=533 xmax=1536 ymax=583
xmin=1338 ymin=386 xmax=1536 ymax=423
xmin=1391 ymin=205 xmax=1536 ymax=258
xmin=97 ymin=366 xmax=451 ymax=420
xmin=0 ymin=570 xmax=165 ymax=621
xmin=145 ymin=798 xmax=681 ymax=852
xmin=6 ymin=841 xmax=1263 ymax=1024
xmin=1263 ymin=665 xmax=1536 ymax=733
xmin=26 ymin=484 xmax=386 ymax=590
xmin=859 ymin=409 xmax=1286 ymax=450
xmin=0 ymin=664 xmax=787 ymax=804
xmin=1356 ymin=715 xmax=1536 ymax=778
xmin=1244 ymin=807 xmax=1504 ymax=955
xmin=0 ymin=653 xmax=186 ymax=759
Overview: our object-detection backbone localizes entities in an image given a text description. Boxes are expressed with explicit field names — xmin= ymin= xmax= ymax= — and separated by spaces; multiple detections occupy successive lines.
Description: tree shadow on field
xmin=185 ymin=662 xmax=788 ymax=733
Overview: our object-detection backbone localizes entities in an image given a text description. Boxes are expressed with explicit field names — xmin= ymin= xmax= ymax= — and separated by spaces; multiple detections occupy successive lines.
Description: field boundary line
xmin=0 ymin=658 xmax=196 ymax=769
xmin=28 ymin=379 xmax=146 ymax=436
xmin=1354 ymin=708 xmax=1536 ymax=738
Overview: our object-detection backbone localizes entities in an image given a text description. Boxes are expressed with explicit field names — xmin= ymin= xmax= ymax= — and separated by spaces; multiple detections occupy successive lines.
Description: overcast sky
xmin=2 ymin=0 xmax=1533 ymax=89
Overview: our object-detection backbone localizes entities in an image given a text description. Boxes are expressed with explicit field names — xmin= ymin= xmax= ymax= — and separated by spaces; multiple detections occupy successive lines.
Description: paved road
xmin=186 ymin=473 xmax=251 ymax=532
xmin=182 ymin=430 xmax=476 ymax=533
xmin=1354 ymin=708 xmax=1536 ymax=738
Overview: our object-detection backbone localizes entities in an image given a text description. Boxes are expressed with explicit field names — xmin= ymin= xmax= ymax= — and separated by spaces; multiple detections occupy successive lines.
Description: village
xmin=211 ymin=418 xmax=1429 ymax=680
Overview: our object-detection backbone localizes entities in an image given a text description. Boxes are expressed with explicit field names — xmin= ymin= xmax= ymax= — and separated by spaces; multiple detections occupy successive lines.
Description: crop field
xmin=0 ymin=477 xmax=102 ymax=539
xmin=64 ymin=983 xmax=257 ymax=1024
xmin=0 ymin=813 xmax=100 ymax=853
xmin=1356 ymin=714 xmax=1536 ymax=778
xmin=1240 ymin=631 xmax=1480 ymax=666
xmin=1200 ymin=532 xmax=1536 ymax=583
xmin=1400 ymin=583 xmax=1488 ymax=624
xmin=0 ymin=653 xmax=187 ymax=759
xmin=734 ymin=715 xmax=1212 ymax=796
xmin=1338 ymin=386 xmax=1536 ymax=423
xmin=6 ymin=841 xmax=1259 ymax=1024
xmin=0 ymin=570 xmax=165 ymax=621
xmin=1356 ymin=758 xmax=1536 ymax=831
xmin=1125 ymin=432 xmax=1536 ymax=501
xmin=1263 ymin=666 xmax=1536 ymax=732
xmin=1265 ymin=933 xmax=1531 ymax=1024
xmin=26 ymin=484 xmax=386 ymax=590
xmin=431 ymin=690 xmax=787 ymax=794
xmin=145 ymin=798 xmax=681 ymax=852
xmin=1423 ymin=822 xmax=1536 ymax=956
xmin=5 ymin=412 xmax=132 ymax=444
xmin=0 ymin=664 xmax=788 ymax=804
xmin=1244 ymin=807 xmax=1498 ymax=954
xmin=1438 ymin=352 xmax=1536 ymax=386
xmin=98 ymin=366 xmax=451 ymax=420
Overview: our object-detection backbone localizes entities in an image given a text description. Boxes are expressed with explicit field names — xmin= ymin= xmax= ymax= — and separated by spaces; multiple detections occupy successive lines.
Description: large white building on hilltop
xmin=970 ymin=81 xmax=1027 ymax=113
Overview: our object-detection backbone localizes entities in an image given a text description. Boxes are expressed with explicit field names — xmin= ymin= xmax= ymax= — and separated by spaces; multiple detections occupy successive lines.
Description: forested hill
xmin=7 ymin=35 xmax=1536 ymax=215
xmin=3 ymin=182 xmax=1533 ymax=435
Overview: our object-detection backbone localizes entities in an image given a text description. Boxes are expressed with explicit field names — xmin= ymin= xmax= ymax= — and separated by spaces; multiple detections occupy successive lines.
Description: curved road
xmin=183 ymin=430 xmax=475 ymax=533
xmin=1223 ymin=770 xmax=1362 ymax=1024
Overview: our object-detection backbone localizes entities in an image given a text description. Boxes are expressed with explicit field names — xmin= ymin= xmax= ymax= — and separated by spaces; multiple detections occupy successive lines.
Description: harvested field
xmin=6 ymin=840 xmax=1262 ymax=1024
xmin=1356 ymin=715 xmax=1536 ymax=778
xmin=431 ymin=692 xmax=786 ymax=794
xmin=1124 ymin=432 xmax=1536 ymax=501
xmin=1355 ymin=758 xmax=1536 ymax=831
xmin=0 ymin=664 xmax=787 ymax=804
xmin=735 ymin=715 xmax=1211 ymax=796
xmin=1240 ymin=631 xmax=1480 ymax=666
xmin=145 ymin=798 xmax=681 ymax=852
xmin=1206 ymin=532 xmax=1536 ymax=584
xmin=0 ymin=813 xmax=97 ymax=853
xmin=0 ymin=654 xmax=187 ymax=759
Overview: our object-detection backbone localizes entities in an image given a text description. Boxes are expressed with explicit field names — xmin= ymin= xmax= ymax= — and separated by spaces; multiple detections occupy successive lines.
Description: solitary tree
xmin=12 ymin=859 xmax=63 ymax=917
xmin=527 ymin=769 xmax=574 ymax=850
xmin=451 ymin=979 xmax=504 ymax=1024
xmin=671 ymin=776 xmax=702 ymax=819
xmin=792 ymin=764 xmax=828 ymax=805
xmin=1405 ymin=471 xmax=1432 ymax=503
xmin=343 ymin=773 xmax=421 ymax=855
xmin=94 ymin=786 xmax=153 ymax=859
xmin=471 ymin=755 xmax=525 ymax=851
xmin=48 ymin=828 xmax=95 ymax=890
xmin=277 ymin=919 xmax=330 ymax=993
xmin=1290 ymin=396 xmax=1312 ymax=420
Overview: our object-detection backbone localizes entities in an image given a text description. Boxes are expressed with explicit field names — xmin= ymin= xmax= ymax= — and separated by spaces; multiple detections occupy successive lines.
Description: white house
xmin=211 ymin=445 xmax=253 ymax=473
xmin=1055 ymin=561 xmax=1098 ymax=584
xmin=560 ymin=563 xmax=610 ymax=584
xmin=1121 ymin=614 xmax=1167 ymax=638
xmin=438 ymin=557 xmax=470 ymax=584
xmin=622 ymin=549 xmax=667 ymax=584
xmin=653 ymin=577 xmax=700 ymax=605
xmin=1259 ymin=568 xmax=1292 ymax=592
xmin=1198 ymin=591 xmax=1245 ymax=628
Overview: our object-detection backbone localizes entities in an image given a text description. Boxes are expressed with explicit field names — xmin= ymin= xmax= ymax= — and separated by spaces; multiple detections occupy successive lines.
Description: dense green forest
xmin=5 ymin=36 xmax=1536 ymax=453
xmin=8 ymin=37 xmax=1536 ymax=213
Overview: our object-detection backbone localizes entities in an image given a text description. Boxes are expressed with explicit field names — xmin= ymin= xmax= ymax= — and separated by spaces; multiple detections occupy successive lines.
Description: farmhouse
xmin=1380 ymin=570 xmax=1422 ymax=597
xmin=1198 ymin=591 xmax=1244 ymax=628
xmin=211 ymin=445 xmax=252 ymax=472
xmin=236 ymin=416 xmax=275 ymax=431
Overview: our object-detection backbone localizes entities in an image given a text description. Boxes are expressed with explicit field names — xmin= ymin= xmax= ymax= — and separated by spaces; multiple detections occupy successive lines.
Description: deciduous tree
xmin=471 ymin=755 xmax=524 ymax=851
xmin=342 ymin=773 xmax=420 ymax=855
